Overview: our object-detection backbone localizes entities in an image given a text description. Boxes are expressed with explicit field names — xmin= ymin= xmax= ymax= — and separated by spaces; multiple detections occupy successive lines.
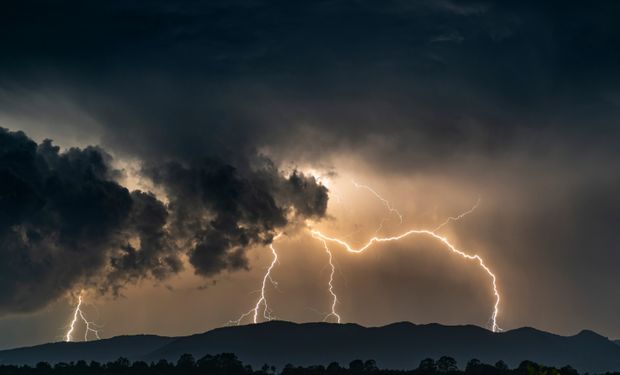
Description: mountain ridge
xmin=1 ymin=321 xmax=619 ymax=374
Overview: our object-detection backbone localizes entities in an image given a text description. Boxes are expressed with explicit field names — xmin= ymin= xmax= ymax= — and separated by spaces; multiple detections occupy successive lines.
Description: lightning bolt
xmin=230 ymin=175 xmax=501 ymax=333
xmin=65 ymin=291 xmax=101 ymax=342
xmin=310 ymin=229 xmax=502 ymax=332
xmin=320 ymin=239 xmax=341 ymax=323
xmin=352 ymin=180 xmax=403 ymax=223
xmin=230 ymin=234 xmax=282 ymax=325
xmin=433 ymin=196 xmax=481 ymax=232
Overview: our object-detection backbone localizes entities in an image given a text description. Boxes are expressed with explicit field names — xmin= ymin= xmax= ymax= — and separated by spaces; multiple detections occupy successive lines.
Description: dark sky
xmin=0 ymin=0 xmax=619 ymax=348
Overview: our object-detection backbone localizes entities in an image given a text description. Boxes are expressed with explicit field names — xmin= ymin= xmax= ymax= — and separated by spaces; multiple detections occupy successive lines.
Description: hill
xmin=1 ymin=322 xmax=619 ymax=373
xmin=0 ymin=335 xmax=173 ymax=366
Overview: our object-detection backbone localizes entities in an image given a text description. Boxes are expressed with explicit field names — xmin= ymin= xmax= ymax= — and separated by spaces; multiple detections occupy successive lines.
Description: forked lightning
xmin=310 ymin=228 xmax=501 ymax=332
xmin=229 ymin=235 xmax=282 ymax=325
xmin=65 ymin=291 xmax=101 ymax=342
xmin=231 ymin=179 xmax=502 ymax=332
xmin=320 ymin=239 xmax=341 ymax=323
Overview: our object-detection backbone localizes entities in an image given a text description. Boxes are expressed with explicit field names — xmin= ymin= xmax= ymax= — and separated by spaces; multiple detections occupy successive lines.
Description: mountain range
xmin=1 ymin=322 xmax=619 ymax=374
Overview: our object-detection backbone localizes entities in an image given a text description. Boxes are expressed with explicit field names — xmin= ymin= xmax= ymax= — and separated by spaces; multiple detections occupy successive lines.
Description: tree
xmin=364 ymin=360 xmax=378 ymax=373
xmin=560 ymin=366 xmax=578 ymax=375
xmin=258 ymin=364 xmax=274 ymax=375
xmin=437 ymin=357 xmax=458 ymax=373
xmin=349 ymin=360 xmax=365 ymax=374
xmin=495 ymin=361 xmax=509 ymax=371
xmin=195 ymin=353 xmax=248 ymax=375
xmin=327 ymin=362 xmax=342 ymax=375
xmin=177 ymin=353 xmax=196 ymax=369
xmin=281 ymin=364 xmax=296 ymax=375
xmin=53 ymin=362 xmax=70 ymax=371
xmin=154 ymin=359 xmax=173 ymax=374
xmin=107 ymin=357 xmax=130 ymax=371
xmin=35 ymin=362 xmax=52 ymax=371
xmin=517 ymin=360 xmax=539 ymax=375
xmin=419 ymin=358 xmax=437 ymax=373
xmin=131 ymin=361 xmax=149 ymax=370
xmin=466 ymin=359 xmax=481 ymax=374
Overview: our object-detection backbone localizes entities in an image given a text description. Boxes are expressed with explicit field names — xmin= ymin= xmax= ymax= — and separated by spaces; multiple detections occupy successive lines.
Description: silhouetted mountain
xmin=1 ymin=322 xmax=619 ymax=374
xmin=0 ymin=335 xmax=173 ymax=365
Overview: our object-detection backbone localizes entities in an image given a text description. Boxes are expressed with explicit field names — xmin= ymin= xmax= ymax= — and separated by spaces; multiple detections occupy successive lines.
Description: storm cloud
xmin=0 ymin=128 xmax=174 ymax=313
xmin=1 ymin=1 xmax=619 ymax=167
xmin=146 ymin=159 xmax=327 ymax=276
xmin=0 ymin=128 xmax=328 ymax=313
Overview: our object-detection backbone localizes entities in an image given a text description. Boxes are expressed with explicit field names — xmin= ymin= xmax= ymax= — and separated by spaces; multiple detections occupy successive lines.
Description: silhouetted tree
xmin=437 ymin=357 xmax=458 ymax=373
xmin=177 ymin=354 xmax=196 ymax=370
xmin=131 ymin=361 xmax=149 ymax=375
xmin=327 ymin=362 xmax=342 ymax=375
xmin=466 ymin=360 xmax=482 ymax=373
xmin=195 ymin=353 xmax=249 ymax=375
xmin=0 ymin=354 xmax=592 ymax=375
xmin=35 ymin=363 xmax=51 ymax=371
xmin=494 ymin=361 xmax=508 ymax=371
xmin=153 ymin=359 xmax=173 ymax=375
xmin=53 ymin=363 xmax=69 ymax=371
xmin=255 ymin=364 xmax=276 ymax=375
xmin=560 ymin=366 xmax=578 ymax=375
xmin=517 ymin=361 xmax=538 ymax=375
xmin=465 ymin=360 xmax=500 ymax=375
xmin=418 ymin=358 xmax=437 ymax=374
xmin=349 ymin=360 xmax=364 ymax=374
xmin=363 ymin=361 xmax=377 ymax=373
xmin=108 ymin=358 xmax=131 ymax=372
xmin=91 ymin=361 xmax=103 ymax=370
xmin=281 ymin=364 xmax=295 ymax=375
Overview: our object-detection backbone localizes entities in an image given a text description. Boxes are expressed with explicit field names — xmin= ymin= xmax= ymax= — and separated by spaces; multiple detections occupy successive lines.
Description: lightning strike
xmin=230 ymin=234 xmax=282 ymax=325
xmin=352 ymin=181 xmax=403 ymax=223
xmin=230 ymin=176 xmax=501 ymax=333
xmin=433 ymin=196 xmax=481 ymax=232
xmin=310 ymin=228 xmax=502 ymax=332
xmin=65 ymin=291 xmax=101 ymax=342
xmin=319 ymin=239 xmax=341 ymax=323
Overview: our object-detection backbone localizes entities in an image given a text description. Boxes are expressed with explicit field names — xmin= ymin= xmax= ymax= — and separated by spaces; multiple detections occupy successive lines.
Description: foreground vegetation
xmin=0 ymin=353 xmax=617 ymax=375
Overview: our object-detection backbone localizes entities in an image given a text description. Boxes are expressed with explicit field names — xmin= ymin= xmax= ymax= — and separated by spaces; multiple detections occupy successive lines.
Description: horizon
xmin=2 ymin=320 xmax=617 ymax=351
xmin=2 ymin=320 xmax=620 ymax=374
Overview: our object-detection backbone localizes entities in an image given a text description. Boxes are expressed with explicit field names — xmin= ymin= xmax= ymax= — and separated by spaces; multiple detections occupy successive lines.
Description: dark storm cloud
xmin=1 ymin=0 xmax=619 ymax=167
xmin=0 ymin=126 xmax=328 ymax=313
xmin=0 ymin=128 xmax=181 ymax=313
xmin=146 ymin=159 xmax=327 ymax=276
xmin=0 ymin=127 xmax=328 ymax=313
xmin=104 ymin=190 xmax=182 ymax=295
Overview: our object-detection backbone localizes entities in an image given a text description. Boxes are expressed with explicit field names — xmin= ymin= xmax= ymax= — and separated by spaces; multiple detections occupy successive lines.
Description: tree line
xmin=0 ymin=353 xmax=617 ymax=375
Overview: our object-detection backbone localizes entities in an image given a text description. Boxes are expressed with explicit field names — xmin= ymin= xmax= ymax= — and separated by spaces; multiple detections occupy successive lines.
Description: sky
xmin=1 ymin=0 xmax=620 ymax=349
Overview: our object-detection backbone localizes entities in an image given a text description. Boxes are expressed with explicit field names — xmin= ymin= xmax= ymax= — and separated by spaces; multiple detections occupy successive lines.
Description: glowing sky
xmin=1 ymin=1 xmax=620 ymax=349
